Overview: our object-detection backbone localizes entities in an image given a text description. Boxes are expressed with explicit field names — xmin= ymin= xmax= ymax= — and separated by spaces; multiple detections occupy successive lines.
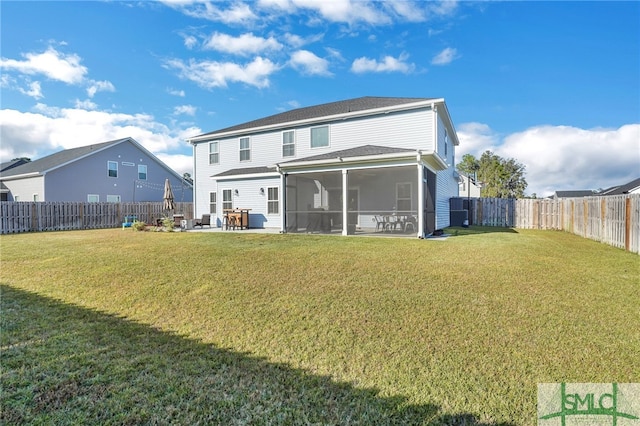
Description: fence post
xmin=625 ymin=197 xmax=632 ymax=252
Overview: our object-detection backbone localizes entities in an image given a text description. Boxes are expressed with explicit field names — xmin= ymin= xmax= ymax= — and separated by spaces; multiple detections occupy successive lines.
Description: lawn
xmin=1 ymin=227 xmax=638 ymax=425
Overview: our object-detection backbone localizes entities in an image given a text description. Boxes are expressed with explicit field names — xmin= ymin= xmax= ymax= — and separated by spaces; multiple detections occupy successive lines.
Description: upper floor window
xmin=88 ymin=194 xmax=99 ymax=203
xmin=138 ymin=165 xmax=147 ymax=180
xmin=282 ymin=130 xmax=295 ymax=157
xmin=310 ymin=126 xmax=329 ymax=148
xmin=209 ymin=141 xmax=219 ymax=164
xmin=107 ymin=195 xmax=121 ymax=203
xmin=239 ymin=137 xmax=251 ymax=161
xmin=108 ymin=161 xmax=118 ymax=178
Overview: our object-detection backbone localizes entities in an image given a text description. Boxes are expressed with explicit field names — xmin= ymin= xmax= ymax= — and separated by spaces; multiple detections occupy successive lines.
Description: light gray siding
xmin=193 ymin=107 xmax=435 ymax=218
xmin=3 ymin=176 xmax=44 ymax=201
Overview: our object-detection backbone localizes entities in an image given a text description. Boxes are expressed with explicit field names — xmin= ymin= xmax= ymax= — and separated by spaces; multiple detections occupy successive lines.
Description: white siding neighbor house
xmin=188 ymin=97 xmax=460 ymax=237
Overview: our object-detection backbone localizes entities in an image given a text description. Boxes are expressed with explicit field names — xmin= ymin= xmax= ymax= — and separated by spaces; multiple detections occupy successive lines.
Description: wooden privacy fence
xmin=455 ymin=195 xmax=640 ymax=254
xmin=0 ymin=202 xmax=193 ymax=234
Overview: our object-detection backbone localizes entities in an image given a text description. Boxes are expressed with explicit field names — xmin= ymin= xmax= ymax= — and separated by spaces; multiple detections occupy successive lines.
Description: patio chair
xmin=194 ymin=214 xmax=211 ymax=228
xmin=373 ymin=215 xmax=386 ymax=232
xmin=122 ymin=215 xmax=137 ymax=229
xmin=403 ymin=216 xmax=417 ymax=233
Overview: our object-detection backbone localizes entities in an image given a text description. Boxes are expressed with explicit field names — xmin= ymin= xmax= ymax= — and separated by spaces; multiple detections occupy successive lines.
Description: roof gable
xmin=0 ymin=138 xmax=129 ymax=178
xmin=191 ymin=96 xmax=434 ymax=140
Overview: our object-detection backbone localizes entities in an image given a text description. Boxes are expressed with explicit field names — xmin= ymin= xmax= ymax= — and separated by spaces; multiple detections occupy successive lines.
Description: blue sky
xmin=1 ymin=0 xmax=638 ymax=196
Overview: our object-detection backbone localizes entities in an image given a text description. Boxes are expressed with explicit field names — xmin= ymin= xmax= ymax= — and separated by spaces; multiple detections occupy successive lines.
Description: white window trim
xmin=108 ymin=161 xmax=118 ymax=178
xmin=282 ymin=130 xmax=296 ymax=157
xmin=88 ymin=194 xmax=100 ymax=202
xmin=138 ymin=164 xmax=147 ymax=180
xmin=222 ymin=188 xmax=233 ymax=211
xmin=209 ymin=141 xmax=220 ymax=164
xmin=107 ymin=195 xmax=121 ymax=203
xmin=310 ymin=125 xmax=330 ymax=149
xmin=266 ymin=186 xmax=279 ymax=215
xmin=239 ymin=137 xmax=251 ymax=162
xmin=209 ymin=191 xmax=217 ymax=215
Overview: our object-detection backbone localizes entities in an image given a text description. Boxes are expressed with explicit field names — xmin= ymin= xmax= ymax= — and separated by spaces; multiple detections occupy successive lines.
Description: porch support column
xmin=280 ymin=172 xmax=287 ymax=233
xmin=342 ymin=169 xmax=348 ymax=236
xmin=417 ymin=162 xmax=425 ymax=238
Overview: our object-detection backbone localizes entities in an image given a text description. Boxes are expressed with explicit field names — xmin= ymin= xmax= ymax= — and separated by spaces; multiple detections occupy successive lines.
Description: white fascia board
xmin=212 ymin=172 xmax=280 ymax=181
xmin=433 ymin=100 xmax=460 ymax=146
xmin=188 ymin=99 xmax=438 ymax=144
xmin=0 ymin=171 xmax=41 ymax=181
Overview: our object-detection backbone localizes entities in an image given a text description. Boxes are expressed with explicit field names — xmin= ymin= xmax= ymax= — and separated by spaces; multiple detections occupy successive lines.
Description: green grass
xmin=1 ymin=227 xmax=638 ymax=425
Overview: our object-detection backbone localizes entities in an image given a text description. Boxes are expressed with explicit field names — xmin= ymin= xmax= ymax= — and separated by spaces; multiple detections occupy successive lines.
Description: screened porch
xmin=284 ymin=166 xmax=424 ymax=236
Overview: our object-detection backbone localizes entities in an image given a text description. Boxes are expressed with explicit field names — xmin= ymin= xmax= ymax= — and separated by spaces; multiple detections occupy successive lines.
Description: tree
xmin=182 ymin=172 xmax=193 ymax=185
xmin=11 ymin=157 xmax=31 ymax=162
xmin=456 ymin=150 xmax=527 ymax=198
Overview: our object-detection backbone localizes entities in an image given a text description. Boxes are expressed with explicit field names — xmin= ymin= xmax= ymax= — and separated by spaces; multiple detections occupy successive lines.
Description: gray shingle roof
xmin=599 ymin=177 xmax=640 ymax=195
xmin=213 ymin=166 xmax=278 ymax=177
xmin=281 ymin=144 xmax=416 ymax=164
xmin=0 ymin=139 xmax=128 ymax=178
xmin=0 ymin=159 xmax=30 ymax=172
xmin=193 ymin=96 xmax=433 ymax=139
xmin=554 ymin=190 xmax=597 ymax=198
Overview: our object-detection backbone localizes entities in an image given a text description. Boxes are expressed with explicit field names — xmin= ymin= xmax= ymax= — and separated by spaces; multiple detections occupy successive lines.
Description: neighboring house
xmin=551 ymin=190 xmax=598 ymax=199
xmin=598 ymin=177 xmax=640 ymax=196
xmin=188 ymin=96 xmax=460 ymax=236
xmin=458 ymin=174 xmax=482 ymax=198
xmin=0 ymin=137 xmax=192 ymax=203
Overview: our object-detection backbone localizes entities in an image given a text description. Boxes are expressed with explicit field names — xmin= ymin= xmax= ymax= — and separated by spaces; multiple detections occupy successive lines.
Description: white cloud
xmin=86 ymin=80 xmax=115 ymax=98
xmin=351 ymin=53 xmax=414 ymax=74
xmin=168 ymin=88 xmax=186 ymax=97
xmin=74 ymin=99 xmax=98 ymax=110
xmin=384 ymin=0 xmax=426 ymax=22
xmin=0 ymin=106 xmax=201 ymax=176
xmin=164 ymin=56 xmax=279 ymax=89
xmin=0 ymin=46 xmax=87 ymax=84
xmin=456 ymin=122 xmax=640 ymax=197
xmin=182 ymin=34 xmax=198 ymax=49
xmin=173 ymin=104 xmax=197 ymax=116
xmin=289 ymin=50 xmax=332 ymax=76
xmin=204 ymin=32 xmax=283 ymax=56
xmin=161 ymin=0 xmax=258 ymax=24
xmin=19 ymin=81 xmax=43 ymax=99
xmin=283 ymin=32 xmax=324 ymax=48
xmin=431 ymin=47 xmax=459 ymax=65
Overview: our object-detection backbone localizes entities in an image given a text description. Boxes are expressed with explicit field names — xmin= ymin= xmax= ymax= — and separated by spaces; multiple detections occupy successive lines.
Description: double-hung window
xmin=267 ymin=187 xmax=279 ymax=214
xmin=209 ymin=192 xmax=217 ymax=214
xmin=282 ymin=130 xmax=295 ymax=157
xmin=222 ymin=189 xmax=233 ymax=211
xmin=107 ymin=161 xmax=118 ymax=178
xmin=239 ymin=137 xmax=251 ymax=162
xmin=310 ymin=126 xmax=329 ymax=148
xmin=138 ymin=165 xmax=147 ymax=180
xmin=209 ymin=141 xmax=219 ymax=164
xmin=396 ymin=183 xmax=412 ymax=213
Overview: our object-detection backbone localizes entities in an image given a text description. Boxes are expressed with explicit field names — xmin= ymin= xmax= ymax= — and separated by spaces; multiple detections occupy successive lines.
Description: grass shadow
xmin=444 ymin=226 xmax=519 ymax=237
xmin=0 ymin=285 xmax=514 ymax=425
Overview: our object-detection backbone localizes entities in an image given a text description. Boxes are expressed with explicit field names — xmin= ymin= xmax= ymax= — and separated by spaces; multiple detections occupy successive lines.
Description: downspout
xmin=276 ymin=164 xmax=286 ymax=233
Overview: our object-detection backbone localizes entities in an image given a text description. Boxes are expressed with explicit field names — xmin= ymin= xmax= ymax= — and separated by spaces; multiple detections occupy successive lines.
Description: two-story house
xmin=188 ymin=96 xmax=460 ymax=237
xmin=0 ymin=137 xmax=192 ymax=203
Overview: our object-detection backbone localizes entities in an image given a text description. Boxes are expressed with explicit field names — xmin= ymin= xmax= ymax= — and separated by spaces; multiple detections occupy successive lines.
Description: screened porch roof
xmin=277 ymin=144 xmax=448 ymax=172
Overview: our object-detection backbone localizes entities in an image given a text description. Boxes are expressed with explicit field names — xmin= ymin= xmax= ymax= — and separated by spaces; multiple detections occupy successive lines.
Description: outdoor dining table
xmin=223 ymin=209 xmax=251 ymax=230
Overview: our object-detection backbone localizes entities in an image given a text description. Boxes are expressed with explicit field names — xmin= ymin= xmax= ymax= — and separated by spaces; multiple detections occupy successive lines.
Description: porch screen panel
xmin=285 ymin=171 xmax=341 ymax=233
